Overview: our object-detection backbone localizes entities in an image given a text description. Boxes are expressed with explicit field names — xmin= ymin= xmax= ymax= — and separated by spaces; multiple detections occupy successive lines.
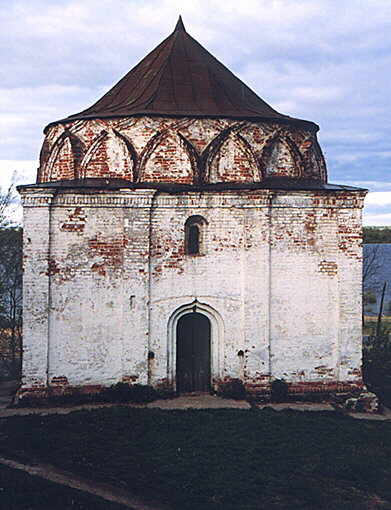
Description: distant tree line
xmin=363 ymin=227 xmax=391 ymax=244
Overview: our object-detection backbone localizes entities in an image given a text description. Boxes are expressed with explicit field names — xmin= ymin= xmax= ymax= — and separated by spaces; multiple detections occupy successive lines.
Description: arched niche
xmin=262 ymin=136 xmax=303 ymax=178
xmin=167 ymin=300 xmax=224 ymax=391
xmin=140 ymin=131 xmax=195 ymax=184
xmin=207 ymin=131 xmax=261 ymax=183
xmin=80 ymin=130 xmax=135 ymax=180
xmin=45 ymin=131 xmax=85 ymax=181
xmin=237 ymin=123 xmax=269 ymax=156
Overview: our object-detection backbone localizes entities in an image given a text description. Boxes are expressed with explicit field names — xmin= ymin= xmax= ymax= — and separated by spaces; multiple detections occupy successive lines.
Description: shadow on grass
xmin=0 ymin=464 xmax=130 ymax=510
xmin=0 ymin=407 xmax=390 ymax=509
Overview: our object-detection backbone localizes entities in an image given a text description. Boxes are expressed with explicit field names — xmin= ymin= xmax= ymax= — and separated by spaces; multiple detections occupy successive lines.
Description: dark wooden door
xmin=176 ymin=313 xmax=211 ymax=393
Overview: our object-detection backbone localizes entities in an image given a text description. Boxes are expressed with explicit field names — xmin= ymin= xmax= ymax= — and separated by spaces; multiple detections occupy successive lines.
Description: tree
xmin=364 ymin=227 xmax=391 ymax=244
xmin=376 ymin=281 xmax=387 ymax=337
xmin=0 ymin=228 xmax=22 ymax=375
xmin=363 ymin=243 xmax=382 ymax=291
xmin=363 ymin=290 xmax=377 ymax=306
xmin=362 ymin=244 xmax=384 ymax=327
xmin=0 ymin=185 xmax=23 ymax=378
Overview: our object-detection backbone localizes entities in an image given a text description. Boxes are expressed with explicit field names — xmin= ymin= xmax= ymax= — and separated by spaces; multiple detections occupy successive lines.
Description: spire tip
xmin=175 ymin=15 xmax=186 ymax=32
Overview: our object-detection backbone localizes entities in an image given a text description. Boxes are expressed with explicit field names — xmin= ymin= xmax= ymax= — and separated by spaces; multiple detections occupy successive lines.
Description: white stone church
xmin=18 ymin=18 xmax=366 ymax=398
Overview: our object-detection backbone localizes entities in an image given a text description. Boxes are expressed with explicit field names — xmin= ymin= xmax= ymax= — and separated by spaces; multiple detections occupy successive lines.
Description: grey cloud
xmin=1 ymin=0 xmax=390 ymax=191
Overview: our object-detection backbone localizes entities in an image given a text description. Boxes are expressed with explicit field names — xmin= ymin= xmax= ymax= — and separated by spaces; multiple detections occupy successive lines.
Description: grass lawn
xmin=0 ymin=407 xmax=390 ymax=509
xmin=0 ymin=464 xmax=129 ymax=509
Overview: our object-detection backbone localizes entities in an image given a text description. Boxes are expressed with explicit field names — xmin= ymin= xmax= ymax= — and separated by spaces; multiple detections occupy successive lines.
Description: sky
xmin=1 ymin=0 xmax=390 ymax=224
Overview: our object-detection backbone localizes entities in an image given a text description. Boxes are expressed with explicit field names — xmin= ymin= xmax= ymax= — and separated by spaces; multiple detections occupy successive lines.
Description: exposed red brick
xmin=50 ymin=376 xmax=69 ymax=386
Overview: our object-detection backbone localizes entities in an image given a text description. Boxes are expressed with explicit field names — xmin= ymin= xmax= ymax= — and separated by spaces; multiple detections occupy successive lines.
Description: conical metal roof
xmin=47 ymin=17 xmax=317 ymax=131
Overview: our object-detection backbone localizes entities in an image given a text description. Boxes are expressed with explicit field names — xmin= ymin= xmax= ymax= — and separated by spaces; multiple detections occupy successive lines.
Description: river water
xmin=363 ymin=244 xmax=391 ymax=314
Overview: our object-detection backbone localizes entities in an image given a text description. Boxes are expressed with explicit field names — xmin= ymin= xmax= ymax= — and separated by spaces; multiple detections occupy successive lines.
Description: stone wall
xmin=38 ymin=117 xmax=327 ymax=184
xmin=19 ymin=187 xmax=365 ymax=396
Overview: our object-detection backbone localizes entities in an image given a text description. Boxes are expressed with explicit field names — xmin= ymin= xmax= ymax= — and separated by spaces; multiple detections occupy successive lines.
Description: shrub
xmin=16 ymin=390 xmax=97 ymax=408
xmin=216 ymin=378 xmax=247 ymax=400
xmin=363 ymin=335 xmax=391 ymax=408
xmin=155 ymin=387 xmax=176 ymax=400
xmin=270 ymin=378 xmax=289 ymax=403
xmin=15 ymin=383 xmax=160 ymax=408
xmin=105 ymin=383 xmax=158 ymax=403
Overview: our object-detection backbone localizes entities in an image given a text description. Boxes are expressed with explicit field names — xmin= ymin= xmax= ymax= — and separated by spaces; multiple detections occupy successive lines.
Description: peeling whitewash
xmin=19 ymin=187 xmax=365 ymax=395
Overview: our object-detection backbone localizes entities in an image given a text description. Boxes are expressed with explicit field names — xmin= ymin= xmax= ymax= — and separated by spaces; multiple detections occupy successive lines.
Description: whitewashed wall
xmin=19 ymin=188 xmax=365 ymax=395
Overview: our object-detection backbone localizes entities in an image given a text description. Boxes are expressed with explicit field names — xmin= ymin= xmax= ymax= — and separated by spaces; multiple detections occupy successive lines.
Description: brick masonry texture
xmin=19 ymin=114 xmax=365 ymax=398
xmin=19 ymin=182 xmax=366 ymax=396
xmin=38 ymin=117 xmax=327 ymax=184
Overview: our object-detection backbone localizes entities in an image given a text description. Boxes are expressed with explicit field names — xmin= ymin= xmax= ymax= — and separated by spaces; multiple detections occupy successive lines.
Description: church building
xmin=18 ymin=18 xmax=366 ymax=398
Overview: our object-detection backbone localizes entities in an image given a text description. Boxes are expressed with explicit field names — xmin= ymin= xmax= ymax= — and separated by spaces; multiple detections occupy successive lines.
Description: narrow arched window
xmin=188 ymin=224 xmax=200 ymax=254
xmin=185 ymin=215 xmax=207 ymax=255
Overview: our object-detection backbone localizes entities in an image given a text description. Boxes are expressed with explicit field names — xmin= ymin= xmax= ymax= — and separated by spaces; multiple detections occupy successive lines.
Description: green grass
xmin=0 ymin=407 xmax=391 ymax=509
xmin=0 ymin=464 xmax=129 ymax=509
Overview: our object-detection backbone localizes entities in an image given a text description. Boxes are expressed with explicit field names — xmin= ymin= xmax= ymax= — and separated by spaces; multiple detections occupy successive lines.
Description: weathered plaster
xmin=38 ymin=117 xmax=327 ymax=184
xmin=19 ymin=186 xmax=365 ymax=395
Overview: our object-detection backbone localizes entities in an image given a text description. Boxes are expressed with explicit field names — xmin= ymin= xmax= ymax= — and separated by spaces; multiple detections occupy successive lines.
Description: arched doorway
xmin=176 ymin=312 xmax=211 ymax=393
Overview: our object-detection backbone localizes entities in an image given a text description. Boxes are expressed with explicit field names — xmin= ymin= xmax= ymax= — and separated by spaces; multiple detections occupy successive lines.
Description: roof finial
xmin=175 ymin=15 xmax=186 ymax=32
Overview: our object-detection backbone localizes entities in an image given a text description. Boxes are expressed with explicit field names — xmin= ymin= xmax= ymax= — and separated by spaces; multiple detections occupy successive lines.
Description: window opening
xmin=188 ymin=225 xmax=200 ymax=254
xmin=185 ymin=215 xmax=207 ymax=255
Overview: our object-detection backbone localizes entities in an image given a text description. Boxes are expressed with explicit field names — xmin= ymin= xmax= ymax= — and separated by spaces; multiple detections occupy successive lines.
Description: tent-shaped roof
xmin=46 ymin=17 xmax=317 ymax=131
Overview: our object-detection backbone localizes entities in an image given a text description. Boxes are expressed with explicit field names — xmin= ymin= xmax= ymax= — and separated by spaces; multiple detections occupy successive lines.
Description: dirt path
xmin=0 ymin=401 xmax=144 ymax=418
xmin=0 ymin=394 xmax=250 ymax=418
xmin=147 ymin=394 xmax=251 ymax=409
xmin=0 ymin=456 xmax=173 ymax=510
xmin=0 ymin=386 xmax=390 ymax=420
xmin=1 ymin=399 xmax=390 ymax=419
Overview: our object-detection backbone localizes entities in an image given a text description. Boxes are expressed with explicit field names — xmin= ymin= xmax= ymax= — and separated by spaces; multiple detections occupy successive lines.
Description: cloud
xmin=364 ymin=212 xmax=391 ymax=226
xmin=0 ymin=0 xmax=390 ymax=223
xmin=363 ymin=191 xmax=391 ymax=225
xmin=0 ymin=161 xmax=37 ymax=190
xmin=365 ymin=192 xmax=391 ymax=208
xmin=0 ymin=85 xmax=102 ymax=159
xmin=343 ymin=181 xmax=391 ymax=192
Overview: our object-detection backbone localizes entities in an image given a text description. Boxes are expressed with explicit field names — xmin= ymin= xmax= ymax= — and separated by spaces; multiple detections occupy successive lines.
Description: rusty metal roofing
xmin=17 ymin=178 xmax=366 ymax=193
xmin=46 ymin=17 xmax=317 ymax=131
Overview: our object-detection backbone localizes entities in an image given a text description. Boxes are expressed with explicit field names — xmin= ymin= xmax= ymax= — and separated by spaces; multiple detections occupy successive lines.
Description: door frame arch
xmin=167 ymin=300 xmax=224 ymax=391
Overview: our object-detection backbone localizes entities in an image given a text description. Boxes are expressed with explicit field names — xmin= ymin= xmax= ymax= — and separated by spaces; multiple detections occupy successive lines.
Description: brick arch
xmin=80 ymin=129 xmax=135 ymax=180
xmin=206 ymin=129 xmax=261 ymax=183
xmin=260 ymin=134 xmax=304 ymax=178
xmin=177 ymin=133 xmax=201 ymax=184
xmin=38 ymin=139 xmax=50 ymax=179
xmin=302 ymin=138 xmax=328 ymax=182
xmin=42 ymin=130 xmax=85 ymax=182
xmin=113 ymin=129 xmax=138 ymax=179
xmin=138 ymin=130 xmax=196 ymax=184
xmin=235 ymin=122 xmax=270 ymax=159
xmin=202 ymin=125 xmax=243 ymax=171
